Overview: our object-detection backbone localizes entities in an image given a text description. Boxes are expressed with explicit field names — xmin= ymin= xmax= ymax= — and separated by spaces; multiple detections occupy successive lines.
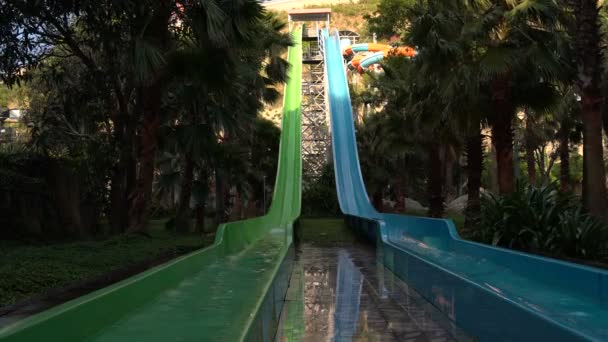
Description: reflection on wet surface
xmin=277 ymin=241 xmax=472 ymax=342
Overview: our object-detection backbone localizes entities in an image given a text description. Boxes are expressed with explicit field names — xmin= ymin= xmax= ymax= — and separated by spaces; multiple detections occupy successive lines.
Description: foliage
xmin=302 ymin=164 xmax=341 ymax=217
xmin=0 ymin=151 xmax=46 ymax=192
xmin=0 ymin=220 xmax=210 ymax=307
xmin=0 ymin=84 xmax=28 ymax=109
xmin=298 ymin=218 xmax=355 ymax=246
xmin=475 ymin=183 xmax=608 ymax=261
xmin=0 ymin=2 xmax=291 ymax=233
xmin=364 ymin=0 xmax=414 ymax=39
xmin=356 ymin=104 xmax=427 ymax=202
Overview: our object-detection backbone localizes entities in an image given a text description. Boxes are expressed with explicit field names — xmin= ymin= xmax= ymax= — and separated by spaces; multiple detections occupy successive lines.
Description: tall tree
xmin=402 ymin=0 xmax=488 ymax=221
xmin=572 ymin=0 xmax=608 ymax=219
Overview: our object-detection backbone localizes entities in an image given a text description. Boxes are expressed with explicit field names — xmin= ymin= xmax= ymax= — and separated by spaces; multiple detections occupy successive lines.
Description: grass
xmin=300 ymin=211 xmax=468 ymax=246
xmin=0 ymin=219 xmax=212 ymax=307
xmin=299 ymin=218 xmax=356 ymax=246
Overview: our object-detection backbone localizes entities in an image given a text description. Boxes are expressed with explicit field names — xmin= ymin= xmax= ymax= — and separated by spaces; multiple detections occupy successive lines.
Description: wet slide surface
xmin=276 ymin=220 xmax=471 ymax=342
xmin=88 ymin=233 xmax=285 ymax=341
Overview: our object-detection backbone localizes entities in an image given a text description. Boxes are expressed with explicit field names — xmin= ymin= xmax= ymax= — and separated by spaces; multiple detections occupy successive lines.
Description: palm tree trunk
xmin=109 ymin=111 xmax=136 ymax=234
xmin=490 ymin=76 xmax=515 ymax=194
xmin=558 ymin=125 xmax=571 ymax=192
xmin=175 ymin=155 xmax=194 ymax=232
xmin=444 ymin=147 xmax=455 ymax=202
xmin=129 ymin=83 xmax=162 ymax=233
xmin=427 ymin=142 xmax=445 ymax=218
xmin=195 ymin=175 xmax=209 ymax=233
xmin=526 ymin=148 xmax=536 ymax=184
xmin=195 ymin=204 xmax=206 ymax=233
xmin=394 ymin=175 xmax=406 ymax=213
xmin=574 ymin=0 xmax=608 ymax=220
xmin=127 ymin=3 xmax=171 ymax=233
xmin=214 ymin=167 xmax=227 ymax=226
xmin=465 ymin=130 xmax=483 ymax=229
xmin=525 ymin=116 xmax=537 ymax=184
xmin=603 ymin=108 xmax=608 ymax=141
xmin=372 ymin=190 xmax=384 ymax=212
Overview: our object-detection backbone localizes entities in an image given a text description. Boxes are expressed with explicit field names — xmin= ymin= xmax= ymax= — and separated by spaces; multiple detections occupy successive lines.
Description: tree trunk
xmin=175 ymin=155 xmax=194 ymax=233
xmin=443 ymin=146 xmax=455 ymax=202
xmin=129 ymin=82 xmax=162 ymax=233
xmin=581 ymin=110 xmax=607 ymax=215
xmin=488 ymin=146 xmax=499 ymax=193
xmin=109 ymin=114 xmax=136 ymax=234
xmin=525 ymin=116 xmax=537 ymax=184
xmin=109 ymin=169 xmax=127 ymax=234
xmin=558 ymin=125 xmax=571 ymax=192
xmin=372 ymin=189 xmax=384 ymax=212
xmin=574 ymin=0 xmax=608 ymax=220
xmin=603 ymin=107 xmax=608 ymax=141
xmin=526 ymin=148 xmax=536 ymax=184
xmin=195 ymin=174 xmax=209 ymax=233
xmin=127 ymin=3 xmax=171 ymax=233
xmin=394 ymin=175 xmax=406 ymax=213
xmin=427 ymin=142 xmax=445 ymax=218
xmin=214 ymin=167 xmax=227 ymax=226
xmin=465 ymin=130 xmax=483 ymax=229
xmin=490 ymin=76 xmax=515 ymax=194
xmin=195 ymin=204 xmax=206 ymax=233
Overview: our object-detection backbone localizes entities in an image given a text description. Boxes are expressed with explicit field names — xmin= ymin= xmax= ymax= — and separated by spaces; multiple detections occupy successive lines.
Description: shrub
xmin=474 ymin=182 xmax=608 ymax=262
xmin=302 ymin=164 xmax=341 ymax=217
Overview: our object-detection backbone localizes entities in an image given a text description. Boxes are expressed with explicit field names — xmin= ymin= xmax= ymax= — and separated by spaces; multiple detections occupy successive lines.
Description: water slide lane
xmin=323 ymin=29 xmax=608 ymax=341
xmin=0 ymin=29 xmax=303 ymax=342
xmin=324 ymin=32 xmax=378 ymax=219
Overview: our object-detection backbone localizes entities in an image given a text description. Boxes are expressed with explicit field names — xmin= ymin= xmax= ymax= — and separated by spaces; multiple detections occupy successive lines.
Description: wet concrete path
xmin=276 ymin=219 xmax=472 ymax=342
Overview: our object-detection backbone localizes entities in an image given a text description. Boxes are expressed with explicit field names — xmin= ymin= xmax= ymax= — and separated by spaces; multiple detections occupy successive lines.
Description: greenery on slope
xmin=0 ymin=220 xmax=211 ymax=307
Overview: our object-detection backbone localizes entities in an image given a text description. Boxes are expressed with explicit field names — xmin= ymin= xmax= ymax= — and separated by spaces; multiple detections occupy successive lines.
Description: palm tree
xmin=400 ymin=0 xmax=566 ymax=224
xmin=573 ymin=0 xmax=608 ymax=220
xmin=476 ymin=0 xmax=565 ymax=194
xmin=130 ymin=1 xmax=290 ymax=232
xmin=555 ymin=89 xmax=583 ymax=192
xmin=403 ymin=0 xmax=487 ymax=221
xmin=161 ymin=10 xmax=290 ymax=229
xmin=357 ymin=113 xmax=393 ymax=211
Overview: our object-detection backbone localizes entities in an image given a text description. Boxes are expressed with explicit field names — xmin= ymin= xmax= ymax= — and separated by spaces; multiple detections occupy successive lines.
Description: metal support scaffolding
xmin=301 ymin=59 xmax=330 ymax=182
xmin=301 ymin=31 xmax=330 ymax=182
xmin=288 ymin=9 xmax=331 ymax=183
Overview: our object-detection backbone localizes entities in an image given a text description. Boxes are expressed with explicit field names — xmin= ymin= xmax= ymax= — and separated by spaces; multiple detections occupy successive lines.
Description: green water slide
xmin=0 ymin=28 xmax=303 ymax=342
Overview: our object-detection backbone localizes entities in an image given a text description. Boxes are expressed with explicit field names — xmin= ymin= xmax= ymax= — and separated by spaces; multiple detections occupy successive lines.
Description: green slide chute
xmin=0 ymin=28 xmax=302 ymax=342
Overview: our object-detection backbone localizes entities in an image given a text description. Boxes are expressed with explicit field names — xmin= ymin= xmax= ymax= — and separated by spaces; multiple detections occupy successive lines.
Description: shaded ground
xmin=0 ymin=219 xmax=211 ymax=313
xmin=277 ymin=218 xmax=471 ymax=341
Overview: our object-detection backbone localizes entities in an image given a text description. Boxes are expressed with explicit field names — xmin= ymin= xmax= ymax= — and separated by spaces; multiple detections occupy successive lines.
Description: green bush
xmin=302 ymin=164 xmax=341 ymax=217
xmin=474 ymin=183 xmax=608 ymax=261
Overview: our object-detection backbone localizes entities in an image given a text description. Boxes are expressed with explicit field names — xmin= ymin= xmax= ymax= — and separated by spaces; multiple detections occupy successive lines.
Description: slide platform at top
xmin=0 ymin=29 xmax=303 ymax=342
xmin=323 ymin=29 xmax=608 ymax=342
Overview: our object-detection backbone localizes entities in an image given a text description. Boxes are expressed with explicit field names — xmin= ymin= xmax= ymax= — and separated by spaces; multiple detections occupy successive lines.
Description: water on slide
xmin=89 ymin=233 xmax=284 ymax=341
xmin=276 ymin=220 xmax=471 ymax=342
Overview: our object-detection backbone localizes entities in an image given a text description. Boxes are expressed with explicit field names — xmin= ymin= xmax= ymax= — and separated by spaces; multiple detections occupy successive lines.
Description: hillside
xmin=261 ymin=0 xmax=379 ymax=125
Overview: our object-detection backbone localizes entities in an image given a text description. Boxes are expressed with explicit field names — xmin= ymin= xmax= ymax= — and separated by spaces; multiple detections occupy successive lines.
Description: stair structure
xmin=288 ymin=9 xmax=331 ymax=184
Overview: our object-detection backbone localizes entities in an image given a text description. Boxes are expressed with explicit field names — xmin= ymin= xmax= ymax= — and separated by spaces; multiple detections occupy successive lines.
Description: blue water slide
xmin=359 ymin=51 xmax=385 ymax=70
xmin=322 ymin=29 xmax=608 ymax=342
xmin=351 ymin=43 xmax=369 ymax=53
